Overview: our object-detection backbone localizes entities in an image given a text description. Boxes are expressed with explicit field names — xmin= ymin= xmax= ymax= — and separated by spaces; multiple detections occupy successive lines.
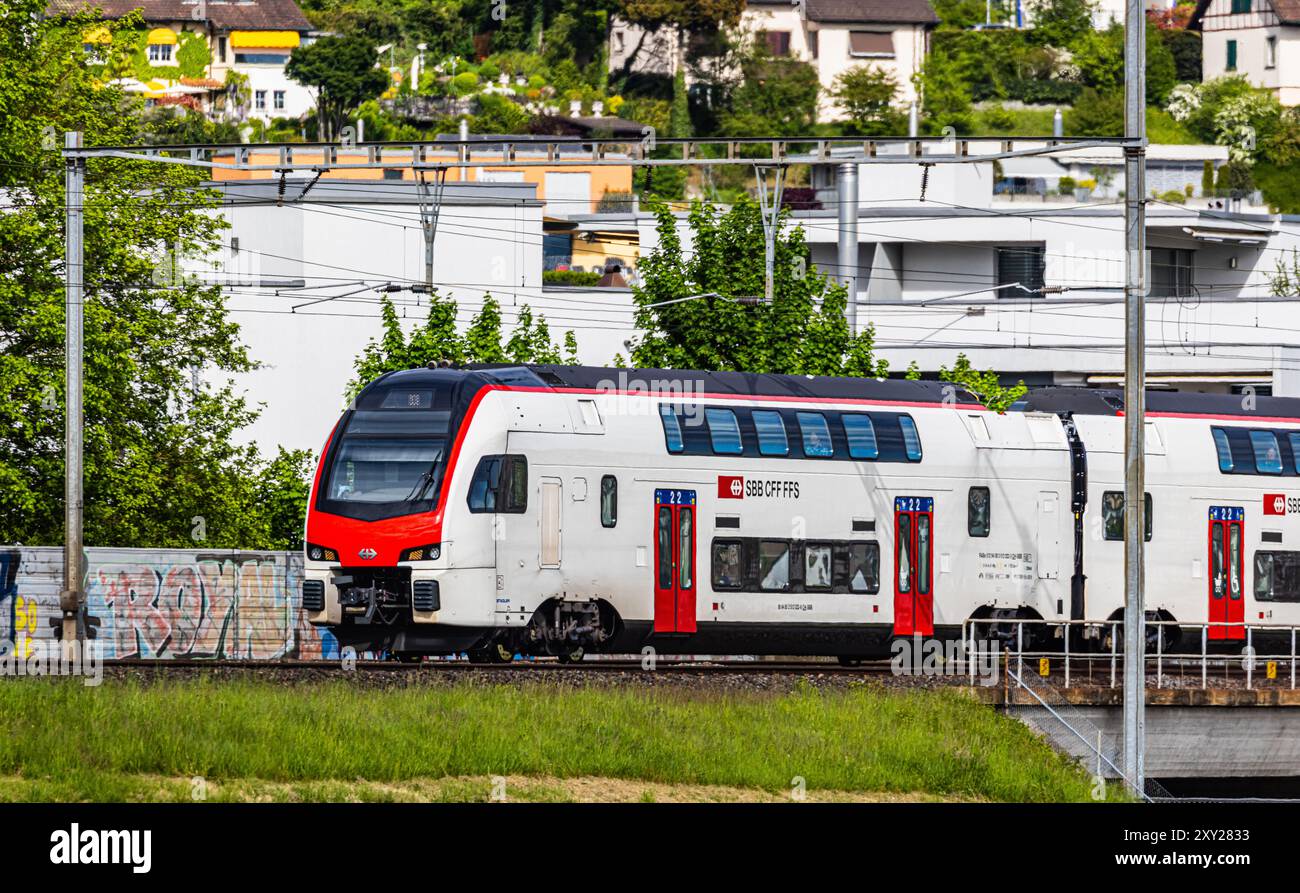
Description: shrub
xmin=1057 ymin=176 xmax=1077 ymax=194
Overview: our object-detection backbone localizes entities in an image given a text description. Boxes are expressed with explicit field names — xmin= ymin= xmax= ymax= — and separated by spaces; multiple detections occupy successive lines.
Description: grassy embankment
xmin=0 ymin=678 xmax=1116 ymax=802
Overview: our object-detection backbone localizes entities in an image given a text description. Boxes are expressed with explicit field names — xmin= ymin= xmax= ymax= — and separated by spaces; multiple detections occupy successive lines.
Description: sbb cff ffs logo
xmin=1265 ymin=493 xmax=1300 ymax=515
xmin=719 ymin=475 xmax=744 ymax=499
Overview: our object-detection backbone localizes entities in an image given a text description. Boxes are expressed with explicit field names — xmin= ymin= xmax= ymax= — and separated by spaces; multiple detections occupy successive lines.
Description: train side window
xmin=796 ymin=412 xmax=834 ymax=458
xmin=659 ymin=405 xmax=684 ymax=454
xmin=758 ymin=540 xmax=791 ymax=591
xmin=705 ymin=407 xmax=744 ymax=455
xmin=1211 ymin=427 xmax=1234 ymax=472
xmin=467 ymin=455 xmax=527 ymax=513
xmin=712 ymin=540 xmax=744 ymax=590
xmin=1102 ymin=491 xmax=1152 ymax=541
xmin=600 ymin=475 xmax=617 ymax=528
xmin=752 ymin=410 xmax=790 ymax=456
xmin=899 ymin=415 xmax=923 ymax=461
xmin=842 ymin=414 xmax=879 ymax=459
xmin=917 ymin=514 xmax=931 ymax=595
xmin=1255 ymin=551 xmax=1300 ymax=602
xmin=968 ymin=486 xmax=991 ymax=537
xmin=1250 ymin=430 xmax=1283 ymax=474
xmin=1290 ymin=433 xmax=1300 ymax=474
xmin=804 ymin=542 xmax=833 ymax=590
xmin=848 ymin=542 xmax=879 ymax=593
xmin=467 ymin=456 xmax=502 ymax=512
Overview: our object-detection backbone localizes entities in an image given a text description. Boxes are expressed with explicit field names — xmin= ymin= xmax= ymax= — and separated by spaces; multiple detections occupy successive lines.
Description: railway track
xmin=100 ymin=657 xmax=902 ymax=674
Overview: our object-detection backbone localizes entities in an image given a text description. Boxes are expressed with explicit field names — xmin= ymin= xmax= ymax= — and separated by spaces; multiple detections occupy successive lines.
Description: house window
xmin=218 ymin=36 xmax=227 ymax=62
xmin=1230 ymin=0 xmax=1252 ymax=12
xmin=1226 ymin=39 xmax=1238 ymax=71
xmin=254 ymin=90 xmax=267 ymax=110
xmin=996 ymin=246 xmax=1046 ymax=295
xmin=808 ymin=29 xmax=818 ymax=59
xmin=613 ymin=31 xmax=625 ymax=54
xmin=1149 ymin=248 xmax=1193 ymax=298
xmin=274 ymin=90 xmax=285 ymax=110
xmin=382 ymin=168 xmax=404 ymax=181
xmin=1267 ymin=35 xmax=1277 ymax=69
xmin=763 ymin=30 xmax=791 ymax=57
xmin=849 ymin=31 xmax=894 ymax=58
xmin=147 ymin=43 xmax=173 ymax=63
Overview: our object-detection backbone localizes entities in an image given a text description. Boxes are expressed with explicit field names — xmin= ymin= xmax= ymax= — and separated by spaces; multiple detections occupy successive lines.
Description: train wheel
xmin=557 ymin=646 xmax=585 ymax=664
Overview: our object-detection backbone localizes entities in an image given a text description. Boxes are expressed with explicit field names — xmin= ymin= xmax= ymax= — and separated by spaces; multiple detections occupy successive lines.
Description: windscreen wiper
xmin=403 ymin=452 xmax=444 ymax=502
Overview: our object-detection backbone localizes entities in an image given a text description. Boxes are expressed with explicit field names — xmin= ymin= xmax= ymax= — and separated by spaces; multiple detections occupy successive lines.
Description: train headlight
xmin=400 ymin=543 xmax=441 ymax=562
xmin=307 ymin=543 xmax=338 ymax=562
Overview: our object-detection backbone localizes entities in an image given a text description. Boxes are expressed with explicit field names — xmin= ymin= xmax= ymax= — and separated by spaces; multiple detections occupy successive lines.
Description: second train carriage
xmin=301 ymin=364 xmax=1300 ymax=660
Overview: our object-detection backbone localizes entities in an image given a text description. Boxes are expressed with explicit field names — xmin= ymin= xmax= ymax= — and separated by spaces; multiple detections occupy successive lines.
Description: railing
xmin=959 ymin=617 xmax=1300 ymax=690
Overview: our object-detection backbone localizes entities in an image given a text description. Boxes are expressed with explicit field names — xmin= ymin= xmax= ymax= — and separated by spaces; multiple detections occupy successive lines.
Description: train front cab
xmin=301 ymin=370 xmax=505 ymax=656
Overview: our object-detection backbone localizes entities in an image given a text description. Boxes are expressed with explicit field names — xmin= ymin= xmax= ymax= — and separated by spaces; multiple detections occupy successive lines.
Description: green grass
xmin=0 ymin=678 xmax=1112 ymax=802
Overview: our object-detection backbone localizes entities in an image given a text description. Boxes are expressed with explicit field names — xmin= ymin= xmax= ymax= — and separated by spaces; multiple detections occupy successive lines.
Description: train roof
xmin=1021 ymin=387 xmax=1300 ymax=419
xmin=466 ymin=364 xmax=984 ymax=406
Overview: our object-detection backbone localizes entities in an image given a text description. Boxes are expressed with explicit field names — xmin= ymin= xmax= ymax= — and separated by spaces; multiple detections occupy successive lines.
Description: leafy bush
xmin=1057 ymin=176 xmax=1077 ymax=194
xmin=543 ymin=269 xmax=602 ymax=287
xmin=450 ymin=70 xmax=479 ymax=96
xmin=1065 ymin=87 xmax=1123 ymax=137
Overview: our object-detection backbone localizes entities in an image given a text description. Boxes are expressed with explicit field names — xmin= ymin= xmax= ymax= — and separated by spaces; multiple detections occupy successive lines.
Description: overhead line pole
xmin=1122 ymin=0 xmax=1148 ymax=799
xmin=62 ymin=132 xmax=86 ymax=651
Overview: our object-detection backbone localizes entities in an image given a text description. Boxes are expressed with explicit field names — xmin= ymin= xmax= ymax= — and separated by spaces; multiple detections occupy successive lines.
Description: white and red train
xmin=301 ymin=365 xmax=1300 ymax=661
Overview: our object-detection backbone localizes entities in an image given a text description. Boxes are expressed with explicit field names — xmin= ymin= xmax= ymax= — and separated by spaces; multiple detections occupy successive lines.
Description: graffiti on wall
xmin=0 ymin=548 xmax=339 ymax=660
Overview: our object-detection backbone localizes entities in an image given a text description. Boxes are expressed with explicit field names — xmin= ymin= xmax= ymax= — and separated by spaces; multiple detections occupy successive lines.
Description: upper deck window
xmin=659 ymin=405 xmax=684 ymax=453
xmin=1250 ymin=430 xmax=1283 ymax=474
xmin=842 ymin=414 xmax=879 ymax=459
xmin=705 ymin=408 xmax=744 ymax=455
xmin=1211 ymin=427 xmax=1234 ymax=472
xmin=796 ymin=412 xmax=834 ymax=458
xmin=899 ymin=416 xmax=923 ymax=461
xmin=752 ymin=410 xmax=790 ymax=456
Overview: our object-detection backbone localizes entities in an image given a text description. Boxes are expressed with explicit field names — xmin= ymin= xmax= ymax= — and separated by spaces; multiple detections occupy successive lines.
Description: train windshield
xmin=319 ymin=383 xmax=455 ymax=520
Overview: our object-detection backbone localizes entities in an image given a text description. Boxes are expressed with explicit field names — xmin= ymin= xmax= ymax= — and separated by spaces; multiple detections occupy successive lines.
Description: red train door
xmin=653 ymin=488 xmax=697 ymax=634
xmin=1207 ymin=505 xmax=1245 ymax=641
xmin=893 ymin=496 xmax=934 ymax=636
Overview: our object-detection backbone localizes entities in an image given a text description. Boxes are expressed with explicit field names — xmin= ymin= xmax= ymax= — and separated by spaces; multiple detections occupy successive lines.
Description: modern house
xmin=607 ymin=0 xmax=939 ymax=121
xmin=50 ymin=0 xmax=316 ymax=120
xmin=1191 ymin=0 xmax=1300 ymax=106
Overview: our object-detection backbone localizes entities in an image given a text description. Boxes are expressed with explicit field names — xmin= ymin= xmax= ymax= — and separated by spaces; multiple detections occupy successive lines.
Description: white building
xmin=1192 ymin=0 xmax=1300 ymax=106
xmin=608 ymin=0 xmax=938 ymax=120
xmin=53 ymin=0 xmax=317 ymax=121
xmin=188 ymin=179 xmax=636 ymax=454
xmin=636 ymin=146 xmax=1300 ymax=395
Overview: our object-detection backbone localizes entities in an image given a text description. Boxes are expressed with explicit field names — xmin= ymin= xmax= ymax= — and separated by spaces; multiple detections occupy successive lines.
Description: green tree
xmin=1027 ymin=0 xmax=1096 ymax=49
xmin=1065 ymin=87 xmax=1123 ymax=136
xmin=916 ymin=47 xmax=974 ymax=134
xmin=0 ymin=0 xmax=308 ymax=549
xmin=722 ymin=52 xmax=820 ymax=137
xmin=286 ymin=34 xmax=390 ymax=141
xmin=349 ymin=293 xmax=577 ymax=396
xmin=614 ymin=0 xmax=745 ymax=78
xmin=938 ymin=355 xmax=1026 ymax=412
xmin=832 ymin=65 xmax=906 ymax=136
xmin=630 ymin=199 xmax=887 ymax=376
